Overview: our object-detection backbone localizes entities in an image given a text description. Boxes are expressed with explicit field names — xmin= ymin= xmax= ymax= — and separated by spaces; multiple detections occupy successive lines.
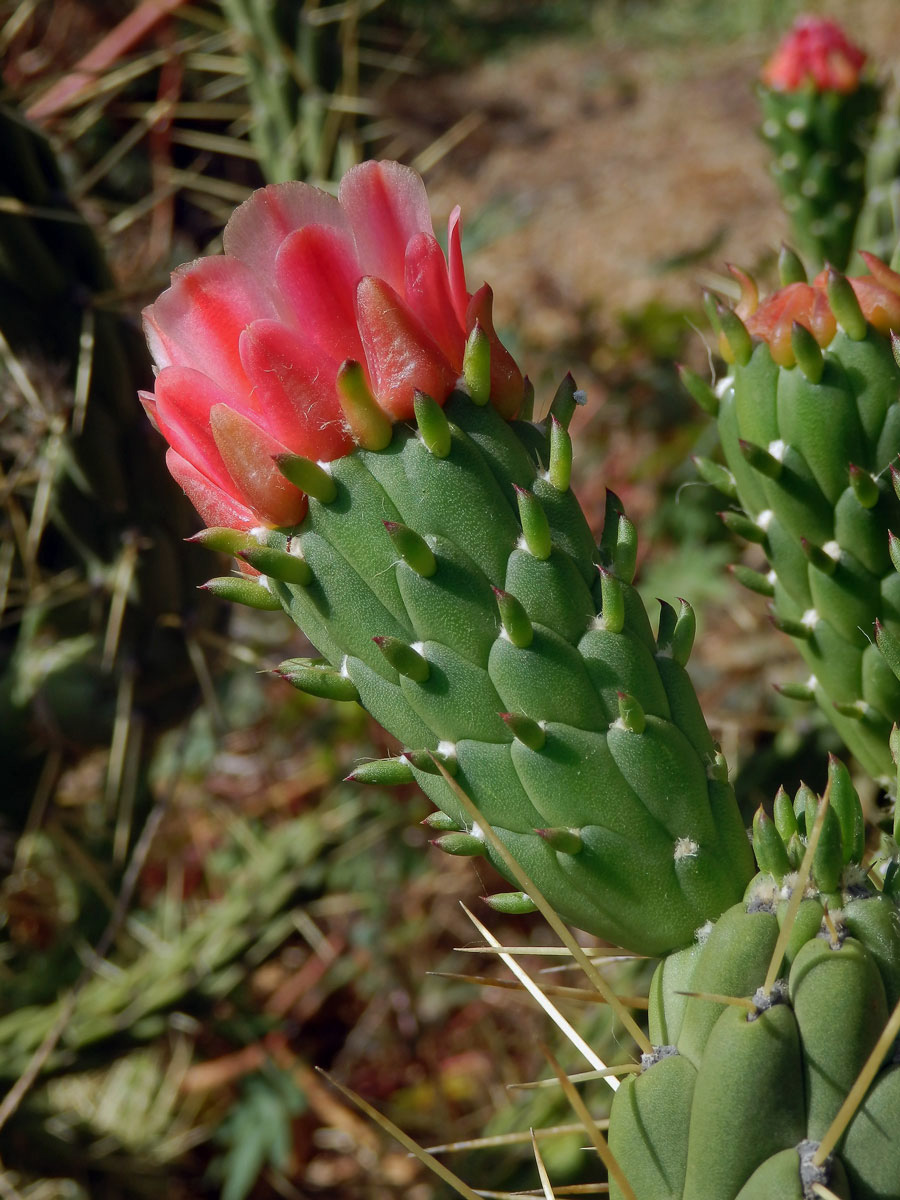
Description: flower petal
xmin=404 ymin=232 xmax=466 ymax=368
xmin=223 ymin=180 xmax=350 ymax=282
xmin=239 ymin=319 xmax=353 ymax=461
xmin=143 ymin=255 xmax=276 ymax=397
xmin=275 ymin=225 xmax=365 ymax=365
xmin=465 ymin=284 xmax=524 ymax=419
xmin=166 ymin=448 xmax=259 ymax=531
xmin=339 ymin=161 xmax=433 ymax=295
xmin=152 ymin=365 xmax=239 ymax=494
xmin=356 ymin=276 xmax=458 ymax=419
xmin=210 ymin=404 xmax=307 ymax=527
xmin=447 ymin=205 xmax=469 ymax=326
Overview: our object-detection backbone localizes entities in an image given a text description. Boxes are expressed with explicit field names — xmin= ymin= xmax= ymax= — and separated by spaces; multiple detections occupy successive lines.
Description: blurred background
xmin=1 ymin=1 xmax=899 ymax=1196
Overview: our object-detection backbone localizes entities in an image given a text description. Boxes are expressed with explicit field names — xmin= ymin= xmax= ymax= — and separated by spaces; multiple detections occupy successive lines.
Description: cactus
xmin=142 ymin=159 xmax=900 ymax=1197
xmin=759 ymin=16 xmax=881 ymax=271
xmin=608 ymin=757 xmax=900 ymax=1200
xmin=688 ymin=253 xmax=900 ymax=784
xmin=852 ymin=67 xmax=900 ymax=269
xmin=142 ymin=160 xmax=754 ymax=956
xmin=0 ymin=105 xmax=219 ymax=821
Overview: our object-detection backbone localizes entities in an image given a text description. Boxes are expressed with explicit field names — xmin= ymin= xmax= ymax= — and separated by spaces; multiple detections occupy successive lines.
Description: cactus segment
xmin=274 ymin=453 xmax=338 ymax=502
xmin=237 ymin=543 xmax=312 ymax=585
xmin=789 ymin=936 xmax=889 ymax=1139
xmin=200 ymin=575 xmax=283 ymax=610
xmin=607 ymin=1052 xmax=695 ymax=1200
xmin=463 ymin=322 xmax=491 ymax=405
xmin=335 ymin=359 xmax=394 ymax=449
xmin=275 ymin=656 xmax=361 ymax=703
xmin=734 ymin=1145 xmax=850 ymax=1200
xmin=682 ymin=1000 xmax=806 ymax=1200
xmin=482 ymin=890 xmax=538 ymax=915
xmin=413 ymin=390 xmax=452 ymax=458
xmin=693 ymin=259 xmax=900 ymax=780
xmin=260 ymin=388 xmax=755 ymax=954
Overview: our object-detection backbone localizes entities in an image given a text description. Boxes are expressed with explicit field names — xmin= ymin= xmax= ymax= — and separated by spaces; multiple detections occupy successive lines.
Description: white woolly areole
xmin=674 ymin=837 xmax=700 ymax=860
xmin=801 ymin=608 xmax=819 ymax=629
xmin=715 ymin=374 xmax=734 ymax=398
xmin=316 ymin=459 xmax=334 ymax=474
xmin=258 ymin=574 xmax=273 ymax=593
xmin=288 ymin=539 xmax=306 ymax=558
xmin=806 ymin=674 xmax=818 ymax=689
xmin=340 ymin=656 xmax=351 ymax=678
xmin=516 ymin=535 xmax=532 ymax=554
xmin=786 ymin=108 xmax=808 ymax=132
xmin=778 ymin=871 xmax=820 ymax=903
xmin=437 ymin=740 xmax=457 ymax=760
xmin=767 ymin=439 xmax=786 ymax=461
xmin=411 ymin=640 xmax=426 ymax=655
xmin=470 ymin=821 xmax=485 ymax=842
xmin=823 ymin=540 xmax=841 ymax=560
xmin=747 ymin=875 xmax=778 ymax=910
xmin=756 ymin=509 xmax=774 ymax=531
xmin=695 ymin=919 xmax=715 ymax=946
xmin=767 ymin=569 xmax=778 ymax=585
xmin=250 ymin=525 xmax=268 ymax=544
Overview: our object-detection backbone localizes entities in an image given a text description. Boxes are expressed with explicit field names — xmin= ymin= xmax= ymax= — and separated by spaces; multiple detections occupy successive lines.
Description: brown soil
xmin=389 ymin=1 xmax=900 ymax=350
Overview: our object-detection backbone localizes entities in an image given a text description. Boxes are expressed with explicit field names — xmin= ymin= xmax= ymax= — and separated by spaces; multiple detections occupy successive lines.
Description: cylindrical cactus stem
xmin=758 ymin=16 xmax=881 ymax=271
xmin=142 ymin=161 xmax=756 ymax=956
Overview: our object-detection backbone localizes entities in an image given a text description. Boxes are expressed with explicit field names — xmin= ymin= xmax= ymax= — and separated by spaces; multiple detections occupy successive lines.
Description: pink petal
xmin=275 ymin=225 xmax=365 ymax=365
xmin=143 ymin=255 xmax=276 ymax=397
xmin=209 ymin=404 xmax=306 ymax=527
xmin=239 ymin=320 xmax=353 ymax=461
xmin=223 ymin=180 xmax=350 ymax=282
xmin=356 ymin=276 xmax=458 ymax=419
xmin=139 ymin=391 xmax=160 ymax=433
xmin=465 ymin=285 xmax=524 ymax=419
xmin=152 ymin=365 xmax=240 ymax=494
xmin=447 ymin=205 xmax=469 ymax=326
xmin=338 ymin=161 xmax=433 ymax=295
xmin=404 ymin=232 xmax=466 ymax=369
xmin=166 ymin=448 xmax=259 ymax=531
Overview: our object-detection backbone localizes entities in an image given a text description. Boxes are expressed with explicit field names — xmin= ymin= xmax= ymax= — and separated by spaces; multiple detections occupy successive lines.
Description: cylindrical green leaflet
xmin=696 ymin=267 xmax=900 ymax=781
xmin=842 ymin=894 xmax=900 ymax=1008
xmin=676 ymin=904 xmax=779 ymax=1068
xmin=608 ymin=1052 xmax=696 ymax=1200
xmin=788 ymin=936 xmax=888 ymax=1140
xmin=681 ymin=1001 xmax=806 ymax=1200
xmin=734 ymin=1146 xmax=851 ymax=1200
xmin=267 ymin=389 xmax=754 ymax=954
xmin=648 ymin=942 xmax=704 ymax=1048
xmin=842 ymin=1065 xmax=900 ymax=1200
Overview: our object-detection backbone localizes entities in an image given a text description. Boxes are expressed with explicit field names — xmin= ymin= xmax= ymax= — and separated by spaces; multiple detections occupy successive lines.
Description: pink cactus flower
xmin=740 ymin=253 xmax=900 ymax=366
xmin=761 ymin=16 xmax=866 ymax=94
xmin=141 ymin=160 xmax=524 ymax=531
